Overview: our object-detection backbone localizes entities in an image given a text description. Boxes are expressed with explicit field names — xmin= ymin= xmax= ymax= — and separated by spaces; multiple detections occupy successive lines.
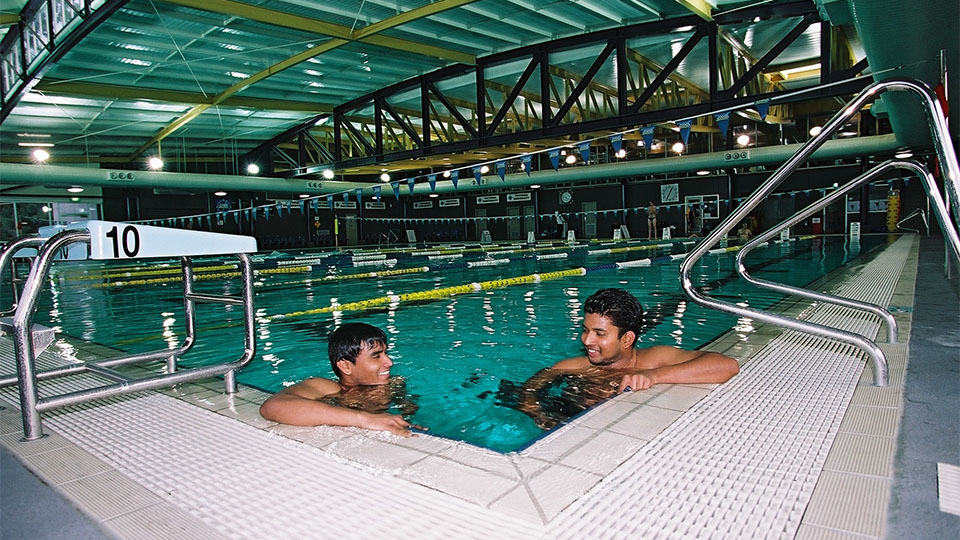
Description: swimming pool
xmin=8 ymin=235 xmax=886 ymax=452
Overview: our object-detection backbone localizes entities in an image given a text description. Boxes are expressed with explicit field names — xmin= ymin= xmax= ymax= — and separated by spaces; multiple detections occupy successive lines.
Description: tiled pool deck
xmin=0 ymin=235 xmax=920 ymax=538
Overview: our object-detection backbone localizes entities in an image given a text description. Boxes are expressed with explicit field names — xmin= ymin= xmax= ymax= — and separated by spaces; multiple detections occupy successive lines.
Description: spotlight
xmin=442 ymin=171 xmax=451 ymax=178
xmin=809 ymin=126 xmax=822 ymax=136
xmin=322 ymin=169 xmax=335 ymax=179
xmin=564 ymin=154 xmax=577 ymax=165
xmin=429 ymin=193 xmax=439 ymax=198
xmin=529 ymin=184 xmax=541 ymax=189
xmin=41 ymin=205 xmax=51 ymax=213
xmin=67 ymin=186 xmax=84 ymax=193
xmin=148 ymin=157 xmax=164 ymax=170
xmin=736 ymin=134 xmax=750 ymax=146
xmin=380 ymin=173 xmax=390 ymax=182
xmin=33 ymin=149 xmax=50 ymax=162
xmin=480 ymin=165 xmax=489 ymax=174
xmin=247 ymin=163 xmax=260 ymax=175
xmin=672 ymin=142 xmax=685 ymax=153
xmin=696 ymin=170 xmax=710 ymax=176
xmin=214 ymin=191 xmax=227 ymax=197
xmin=616 ymin=149 xmax=626 ymax=158
xmin=894 ymin=149 xmax=913 ymax=159
xmin=299 ymin=194 xmax=310 ymax=199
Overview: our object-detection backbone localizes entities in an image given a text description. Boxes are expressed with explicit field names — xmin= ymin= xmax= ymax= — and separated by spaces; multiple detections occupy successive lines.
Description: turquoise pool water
xmin=9 ymin=235 xmax=886 ymax=452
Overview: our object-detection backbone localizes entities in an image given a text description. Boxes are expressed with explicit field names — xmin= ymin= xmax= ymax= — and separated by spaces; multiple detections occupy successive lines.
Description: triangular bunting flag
xmin=576 ymin=141 xmax=591 ymax=164
xmin=407 ymin=177 xmax=416 ymax=195
xmin=450 ymin=170 xmax=459 ymax=189
xmin=496 ymin=160 xmax=506 ymax=181
xmin=548 ymin=149 xmax=560 ymax=171
xmin=677 ymin=119 xmax=692 ymax=145
xmin=264 ymin=207 xmax=271 ymax=219
xmin=473 ymin=166 xmax=483 ymax=184
xmin=392 ymin=181 xmax=401 ymax=199
xmin=641 ymin=126 xmax=655 ymax=150
xmin=233 ymin=211 xmax=239 ymax=224
xmin=521 ymin=155 xmax=532 ymax=176
xmin=343 ymin=191 xmax=350 ymax=203
xmin=373 ymin=185 xmax=381 ymax=201
xmin=354 ymin=188 xmax=362 ymax=202
xmin=756 ymin=98 xmax=770 ymax=121
xmin=714 ymin=112 xmax=730 ymax=139
xmin=428 ymin=174 xmax=437 ymax=192
xmin=327 ymin=196 xmax=334 ymax=210
xmin=610 ymin=133 xmax=623 ymax=153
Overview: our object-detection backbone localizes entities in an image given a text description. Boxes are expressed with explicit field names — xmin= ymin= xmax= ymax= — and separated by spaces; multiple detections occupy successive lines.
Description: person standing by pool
xmin=517 ymin=288 xmax=739 ymax=429
xmin=647 ymin=202 xmax=657 ymax=240
xmin=260 ymin=323 xmax=417 ymax=436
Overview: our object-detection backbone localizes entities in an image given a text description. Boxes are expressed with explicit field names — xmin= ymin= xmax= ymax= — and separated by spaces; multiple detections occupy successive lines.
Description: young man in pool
xmin=517 ymin=288 xmax=739 ymax=429
xmin=259 ymin=322 xmax=417 ymax=437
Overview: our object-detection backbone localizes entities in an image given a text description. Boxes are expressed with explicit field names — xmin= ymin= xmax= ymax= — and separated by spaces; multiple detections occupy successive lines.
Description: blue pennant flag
xmin=244 ymin=209 xmax=251 ymax=221
xmin=450 ymin=170 xmax=459 ymax=189
xmin=233 ymin=212 xmax=239 ymax=224
xmin=285 ymin=201 xmax=291 ymax=213
xmin=576 ymin=141 xmax=591 ymax=164
xmin=641 ymin=126 xmax=655 ymax=150
xmin=610 ymin=133 xmax=623 ymax=153
xmin=496 ymin=160 xmax=506 ymax=181
xmin=521 ymin=155 xmax=532 ymax=176
xmin=676 ymin=119 xmax=692 ymax=145
xmin=548 ymin=149 xmax=560 ymax=171
xmin=407 ymin=177 xmax=416 ymax=195
xmin=756 ymin=98 xmax=771 ymax=121
xmin=473 ymin=166 xmax=483 ymax=184
xmin=343 ymin=191 xmax=350 ymax=203
xmin=428 ymin=174 xmax=437 ymax=192
xmin=327 ymin=196 xmax=334 ymax=210
xmin=714 ymin=112 xmax=730 ymax=139
xmin=206 ymin=215 xmax=212 ymax=227
xmin=354 ymin=188 xmax=362 ymax=202
xmin=373 ymin=185 xmax=381 ymax=201
xmin=264 ymin=207 xmax=271 ymax=219
xmin=298 ymin=201 xmax=304 ymax=214
xmin=311 ymin=199 xmax=318 ymax=212
xmin=391 ymin=181 xmax=401 ymax=199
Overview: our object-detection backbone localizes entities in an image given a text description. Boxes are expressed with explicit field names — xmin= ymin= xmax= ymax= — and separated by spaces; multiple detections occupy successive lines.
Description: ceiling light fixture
xmin=214 ymin=191 xmax=227 ymax=197
xmin=67 ymin=186 xmax=84 ymax=193
xmin=894 ymin=149 xmax=913 ymax=159
xmin=148 ymin=157 xmax=164 ymax=170
xmin=672 ymin=142 xmax=685 ymax=153
xmin=380 ymin=173 xmax=390 ymax=182
xmin=299 ymin=194 xmax=310 ymax=199
xmin=565 ymin=154 xmax=577 ymax=165
xmin=529 ymin=184 xmax=541 ymax=189
xmin=696 ymin=170 xmax=710 ymax=176
xmin=809 ymin=126 xmax=823 ymax=136
xmin=322 ymin=169 xmax=335 ymax=179
xmin=247 ymin=163 xmax=260 ymax=175
xmin=18 ymin=142 xmax=54 ymax=147
xmin=736 ymin=134 xmax=750 ymax=146
xmin=480 ymin=165 xmax=490 ymax=174
xmin=616 ymin=149 xmax=627 ymax=158
xmin=442 ymin=171 xmax=451 ymax=178
xmin=32 ymin=149 xmax=50 ymax=162
xmin=429 ymin=193 xmax=439 ymax=198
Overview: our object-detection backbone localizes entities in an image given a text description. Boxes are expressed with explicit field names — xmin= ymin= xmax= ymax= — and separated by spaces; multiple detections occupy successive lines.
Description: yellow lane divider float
xmin=266 ymin=268 xmax=587 ymax=321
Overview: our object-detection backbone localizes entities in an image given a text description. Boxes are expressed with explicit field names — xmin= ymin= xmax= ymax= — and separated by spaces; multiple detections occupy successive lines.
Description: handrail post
xmin=0 ymin=237 xmax=46 ymax=316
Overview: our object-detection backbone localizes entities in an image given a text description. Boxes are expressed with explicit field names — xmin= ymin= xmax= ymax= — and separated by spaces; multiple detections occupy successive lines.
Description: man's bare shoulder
xmin=635 ymin=345 xmax=697 ymax=368
xmin=551 ymin=356 xmax=589 ymax=370
xmin=279 ymin=377 xmax=342 ymax=399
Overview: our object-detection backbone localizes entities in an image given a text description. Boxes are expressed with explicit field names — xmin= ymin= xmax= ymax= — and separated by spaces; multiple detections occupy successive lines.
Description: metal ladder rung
xmin=185 ymin=293 xmax=244 ymax=306
xmin=85 ymin=363 xmax=135 ymax=383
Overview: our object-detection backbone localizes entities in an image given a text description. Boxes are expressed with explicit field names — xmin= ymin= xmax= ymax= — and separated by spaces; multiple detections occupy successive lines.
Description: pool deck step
xmin=0 ymin=234 xmax=920 ymax=539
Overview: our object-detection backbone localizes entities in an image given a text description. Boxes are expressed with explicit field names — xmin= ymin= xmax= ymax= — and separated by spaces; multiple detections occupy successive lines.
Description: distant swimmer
xmin=260 ymin=323 xmax=419 ymax=437
xmin=517 ymin=288 xmax=739 ymax=429
xmin=737 ymin=222 xmax=754 ymax=243
xmin=647 ymin=202 xmax=658 ymax=240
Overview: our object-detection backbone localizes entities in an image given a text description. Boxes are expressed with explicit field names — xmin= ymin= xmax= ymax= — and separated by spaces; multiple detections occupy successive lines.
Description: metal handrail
xmin=679 ymin=78 xmax=960 ymax=387
xmin=2 ymin=228 xmax=257 ymax=440
xmin=735 ymin=161 xmax=940 ymax=345
xmin=896 ymin=208 xmax=929 ymax=235
xmin=0 ymin=237 xmax=46 ymax=316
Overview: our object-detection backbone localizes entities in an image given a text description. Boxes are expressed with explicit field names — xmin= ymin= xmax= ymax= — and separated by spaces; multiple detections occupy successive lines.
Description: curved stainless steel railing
xmin=680 ymin=78 xmax=960 ymax=387
xmin=0 ymin=237 xmax=46 ymax=316
xmin=0 ymin=228 xmax=257 ymax=440
xmin=896 ymin=208 xmax=928 ymax=235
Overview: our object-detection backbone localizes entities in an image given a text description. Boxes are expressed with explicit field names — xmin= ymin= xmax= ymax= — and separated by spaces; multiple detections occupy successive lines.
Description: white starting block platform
xmin=50 ymin=221 xmax=257 ymax=260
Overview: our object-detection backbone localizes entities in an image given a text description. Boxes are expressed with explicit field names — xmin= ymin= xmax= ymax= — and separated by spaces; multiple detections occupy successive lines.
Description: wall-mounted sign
xmin=660 ymin=183 xmax=679 ymax=203
xmin=559 ymin=190 xmax=573 ymax=204
xmin=413 ymin=201 xmax=434 ymax=209
xmin=364 ymin=202 xmax=386 ymax=210
xmin=477 ymin=195 xmax=500 ymax=204
xmin=506 ymin=192 xmax=532 ymax=202
xmin=439 ymin=198 xmax=460 ymax=207
xmin=334 ymin=201 xmax=357 ymax=209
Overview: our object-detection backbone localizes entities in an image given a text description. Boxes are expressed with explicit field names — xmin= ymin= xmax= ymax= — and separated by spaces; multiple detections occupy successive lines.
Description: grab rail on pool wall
xmin=0 ymin=223 xmax=258 ymax=440
xmin=0 ymin=237 xmax=47 ymax=317
xmin=680 ymin=77 xmax=960 ymax=387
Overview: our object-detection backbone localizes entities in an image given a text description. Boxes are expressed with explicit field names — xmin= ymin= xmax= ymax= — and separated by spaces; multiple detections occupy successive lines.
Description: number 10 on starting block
xmin=80 ymin=220 xmax=257 ymax=260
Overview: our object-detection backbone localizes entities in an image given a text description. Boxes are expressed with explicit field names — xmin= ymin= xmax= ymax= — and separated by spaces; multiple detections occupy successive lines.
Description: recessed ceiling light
xmin=696 ymin=170 xmax=710 ymax=176
xmin=214 ymin=191 xmax=227 ymax=197
xmin=299 ymin=194 xmax=310 ymax=199
xmin=67 ymin=186 xmax=84 ymax=193
xmin=530 ymin=184 xmax=541 ymax=189
xmin=429 ymin=193 xmax=439 ymax=198
xmin=18 ymin=142 xmax=54 ymax=147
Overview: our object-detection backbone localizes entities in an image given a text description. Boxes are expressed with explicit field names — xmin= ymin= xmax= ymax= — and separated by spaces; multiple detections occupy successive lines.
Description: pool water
xmin=9 ymin=235 xmax=886 ymax=452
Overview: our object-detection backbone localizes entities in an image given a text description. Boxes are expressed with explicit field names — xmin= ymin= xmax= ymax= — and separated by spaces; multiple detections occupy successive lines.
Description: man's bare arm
xmin=259 ymin=378 xmax=412 ymax=437
xmin=619 ymin=346 xmax=739 ymax=392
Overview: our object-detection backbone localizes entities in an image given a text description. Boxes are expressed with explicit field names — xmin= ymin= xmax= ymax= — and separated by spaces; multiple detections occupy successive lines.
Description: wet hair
xmin=328 ymin=323 xmax=387 ymax=377
xmin=583 ymin=288 xmax=644 ymax=347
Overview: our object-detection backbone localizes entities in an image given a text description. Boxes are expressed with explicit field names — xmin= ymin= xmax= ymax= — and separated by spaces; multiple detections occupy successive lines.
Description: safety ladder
xmin=680 ymin=78 xmax=960 ymax=387
xmin=0 ymin=220 xmax=258 ymax=440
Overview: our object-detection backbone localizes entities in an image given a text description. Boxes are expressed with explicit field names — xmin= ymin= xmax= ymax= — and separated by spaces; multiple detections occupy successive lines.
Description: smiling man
xmin=259 ymin=323 xmax=417 ymax=437
xmin=517 ymin=288 xmax=739 ymax=429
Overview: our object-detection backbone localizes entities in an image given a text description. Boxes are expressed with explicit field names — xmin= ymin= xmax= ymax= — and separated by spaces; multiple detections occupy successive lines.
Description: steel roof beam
xmin=675 ymin=0 xmax=714 ymax=21
xmin=722 ymin=13 xmax=815 ymax=98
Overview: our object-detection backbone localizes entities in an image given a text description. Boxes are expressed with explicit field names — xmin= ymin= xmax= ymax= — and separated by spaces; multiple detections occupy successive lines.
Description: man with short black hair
xmin=260 ymin=322 xmax=417 ymax=436
xmin=518 ymin=288 xmax=739 ymax=428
